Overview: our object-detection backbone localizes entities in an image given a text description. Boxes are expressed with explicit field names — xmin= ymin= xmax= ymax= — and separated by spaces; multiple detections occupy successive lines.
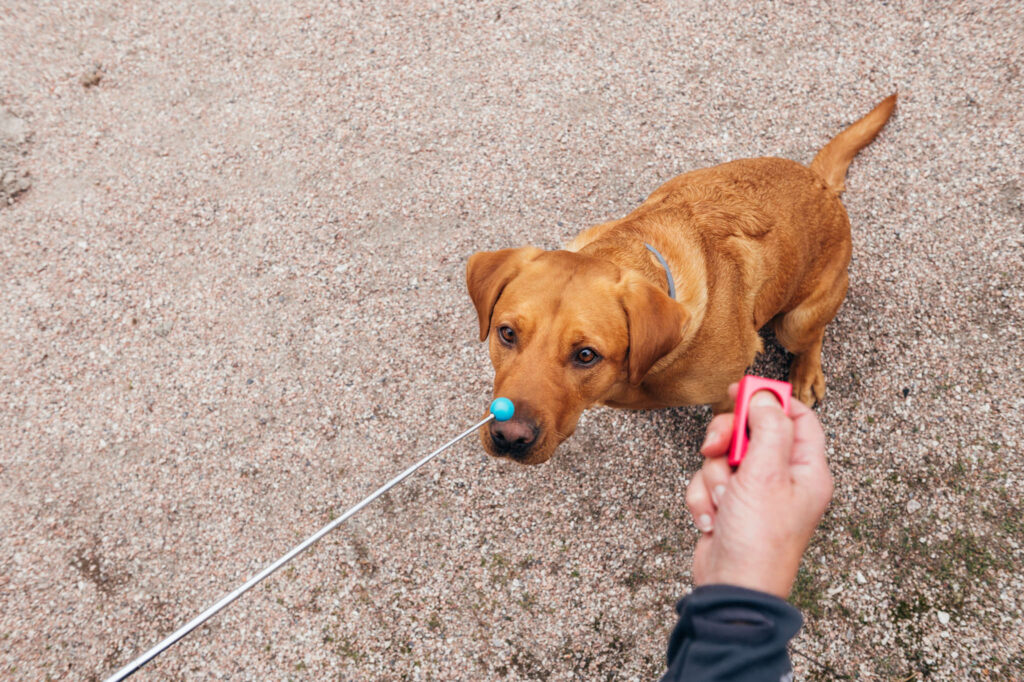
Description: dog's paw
xmin=791 ymin=362 xmax=826 ymax=407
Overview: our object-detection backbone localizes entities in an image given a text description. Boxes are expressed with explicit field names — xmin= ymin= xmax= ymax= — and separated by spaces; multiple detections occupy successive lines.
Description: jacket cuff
xmin=678 ymin=584 xmax=803 ymax=644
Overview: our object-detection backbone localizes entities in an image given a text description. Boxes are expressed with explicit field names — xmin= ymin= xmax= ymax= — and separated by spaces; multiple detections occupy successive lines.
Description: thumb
xmin=740 ymin=390 xmax=794 ymax=482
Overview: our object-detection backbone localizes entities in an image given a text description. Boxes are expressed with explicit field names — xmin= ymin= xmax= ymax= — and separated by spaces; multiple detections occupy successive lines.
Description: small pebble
xmin=80 ymin=64 xmax=103 ymax=87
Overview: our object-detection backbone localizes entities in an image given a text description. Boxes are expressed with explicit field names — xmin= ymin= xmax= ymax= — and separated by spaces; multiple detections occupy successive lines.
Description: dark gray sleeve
xmin=660 ymin=584 xmax=802 ymax=682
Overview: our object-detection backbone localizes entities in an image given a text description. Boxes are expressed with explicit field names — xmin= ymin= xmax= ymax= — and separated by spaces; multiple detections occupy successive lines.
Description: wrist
xmin=699 ymin=557 xmax=799 ymax=599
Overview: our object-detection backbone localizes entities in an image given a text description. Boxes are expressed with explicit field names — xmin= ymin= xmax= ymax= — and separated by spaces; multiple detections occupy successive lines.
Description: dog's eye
xmin=575 ymin=348 xmax=600 ymax=366
xmin=498 ymin=326 xmax=516 ymax=345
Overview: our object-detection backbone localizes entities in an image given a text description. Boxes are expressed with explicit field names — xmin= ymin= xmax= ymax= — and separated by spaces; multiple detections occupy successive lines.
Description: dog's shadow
xmin=626 ymin=328 xmax=793 ymax=470
xmin=748 ymin=327 xmax=793 ymax=385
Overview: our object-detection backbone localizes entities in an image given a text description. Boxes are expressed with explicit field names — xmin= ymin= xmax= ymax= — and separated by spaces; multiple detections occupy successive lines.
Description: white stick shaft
xmin=105 ymin=413 xmax=494 ymax=681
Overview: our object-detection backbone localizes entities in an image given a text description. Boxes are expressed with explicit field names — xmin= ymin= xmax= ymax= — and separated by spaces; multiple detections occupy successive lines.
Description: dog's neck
xmin=579 ymin=231 xmax=708 ymax=349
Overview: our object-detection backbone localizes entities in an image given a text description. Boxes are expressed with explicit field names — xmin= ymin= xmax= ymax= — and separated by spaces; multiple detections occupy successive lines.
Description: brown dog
xmin=467 ymin=95 xmax=897 ymax=464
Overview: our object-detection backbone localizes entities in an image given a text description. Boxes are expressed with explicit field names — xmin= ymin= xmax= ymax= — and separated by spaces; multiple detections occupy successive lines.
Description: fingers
xmin=701 ymin=456 xmax=732 ymax=509
xmin=701 ymin=382 xmax=740 ymax=456
xmin=685 ymin=470 xmax=715 ymax=533
xmin=700 ymin=412 xmax=735 ymax=456
xmin=685 ymin=458 xmax=732 ymax=533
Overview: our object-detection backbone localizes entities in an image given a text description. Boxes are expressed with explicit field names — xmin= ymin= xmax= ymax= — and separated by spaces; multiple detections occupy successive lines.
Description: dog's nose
xmin=489 ymin=419 xmax=538 ymax=458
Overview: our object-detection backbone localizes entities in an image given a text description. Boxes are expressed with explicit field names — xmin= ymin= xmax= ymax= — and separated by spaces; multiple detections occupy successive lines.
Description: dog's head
xmin=467 ymin=247 xmax=687 ymax=464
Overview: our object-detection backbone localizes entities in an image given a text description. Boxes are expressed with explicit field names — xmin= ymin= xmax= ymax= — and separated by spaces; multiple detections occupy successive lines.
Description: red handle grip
xmin=727 ymin=375 xmax=793 ymax=467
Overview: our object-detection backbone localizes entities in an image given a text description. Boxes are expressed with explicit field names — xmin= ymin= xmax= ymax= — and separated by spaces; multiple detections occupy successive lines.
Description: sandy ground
xmin=1 ymin=1 xmax=1022 ymax=680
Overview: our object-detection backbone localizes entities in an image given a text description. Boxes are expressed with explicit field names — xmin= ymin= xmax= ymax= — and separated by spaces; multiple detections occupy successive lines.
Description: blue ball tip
xmin=489 ymin=397 xmax=514 ymax=422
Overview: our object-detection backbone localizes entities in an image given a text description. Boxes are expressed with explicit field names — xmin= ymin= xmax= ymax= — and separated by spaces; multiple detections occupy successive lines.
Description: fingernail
xmin=701 ymin=430 xmax=718 ymax=451
xmin=751 ymin=390 xmax=781 ymax=408
xmin=697 ymin=514 xmax=713 ymax=533
xmin=712 ymin=485 xmax=726 ymax=506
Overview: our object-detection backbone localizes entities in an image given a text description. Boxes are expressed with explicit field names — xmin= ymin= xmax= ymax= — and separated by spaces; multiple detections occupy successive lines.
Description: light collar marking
xmin=644 ymin=243 xmax=676 ymax=300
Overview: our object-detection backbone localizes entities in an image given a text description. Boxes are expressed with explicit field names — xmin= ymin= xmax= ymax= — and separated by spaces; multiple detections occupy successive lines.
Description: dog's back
xmin=578 ymin=95 xmax=898 ymax=335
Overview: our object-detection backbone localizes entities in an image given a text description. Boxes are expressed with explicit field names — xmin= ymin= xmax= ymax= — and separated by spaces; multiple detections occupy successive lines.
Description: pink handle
xmin=727 ymin=376 xmax=793 ymax=467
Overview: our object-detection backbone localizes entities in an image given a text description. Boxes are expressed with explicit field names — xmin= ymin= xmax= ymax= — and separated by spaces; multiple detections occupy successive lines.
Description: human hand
xmin=684 ymin=384 xmax=834 ymax=599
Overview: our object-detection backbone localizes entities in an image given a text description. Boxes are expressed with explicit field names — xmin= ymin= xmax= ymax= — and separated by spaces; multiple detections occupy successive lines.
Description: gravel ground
xmin=1 ymin=1 xmax=1022 ymax=680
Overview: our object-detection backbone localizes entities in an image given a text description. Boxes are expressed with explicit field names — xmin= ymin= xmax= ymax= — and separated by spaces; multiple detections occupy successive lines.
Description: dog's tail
xmin=809 ymin=93 xmax=897 ymax=194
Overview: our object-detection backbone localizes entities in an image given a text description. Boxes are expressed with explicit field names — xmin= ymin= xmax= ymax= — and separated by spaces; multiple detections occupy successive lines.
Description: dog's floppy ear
xmin=621 ymin=279 xmax=687 ymax=385
xmin=466 ymin=247 xmax=543 ymax=342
